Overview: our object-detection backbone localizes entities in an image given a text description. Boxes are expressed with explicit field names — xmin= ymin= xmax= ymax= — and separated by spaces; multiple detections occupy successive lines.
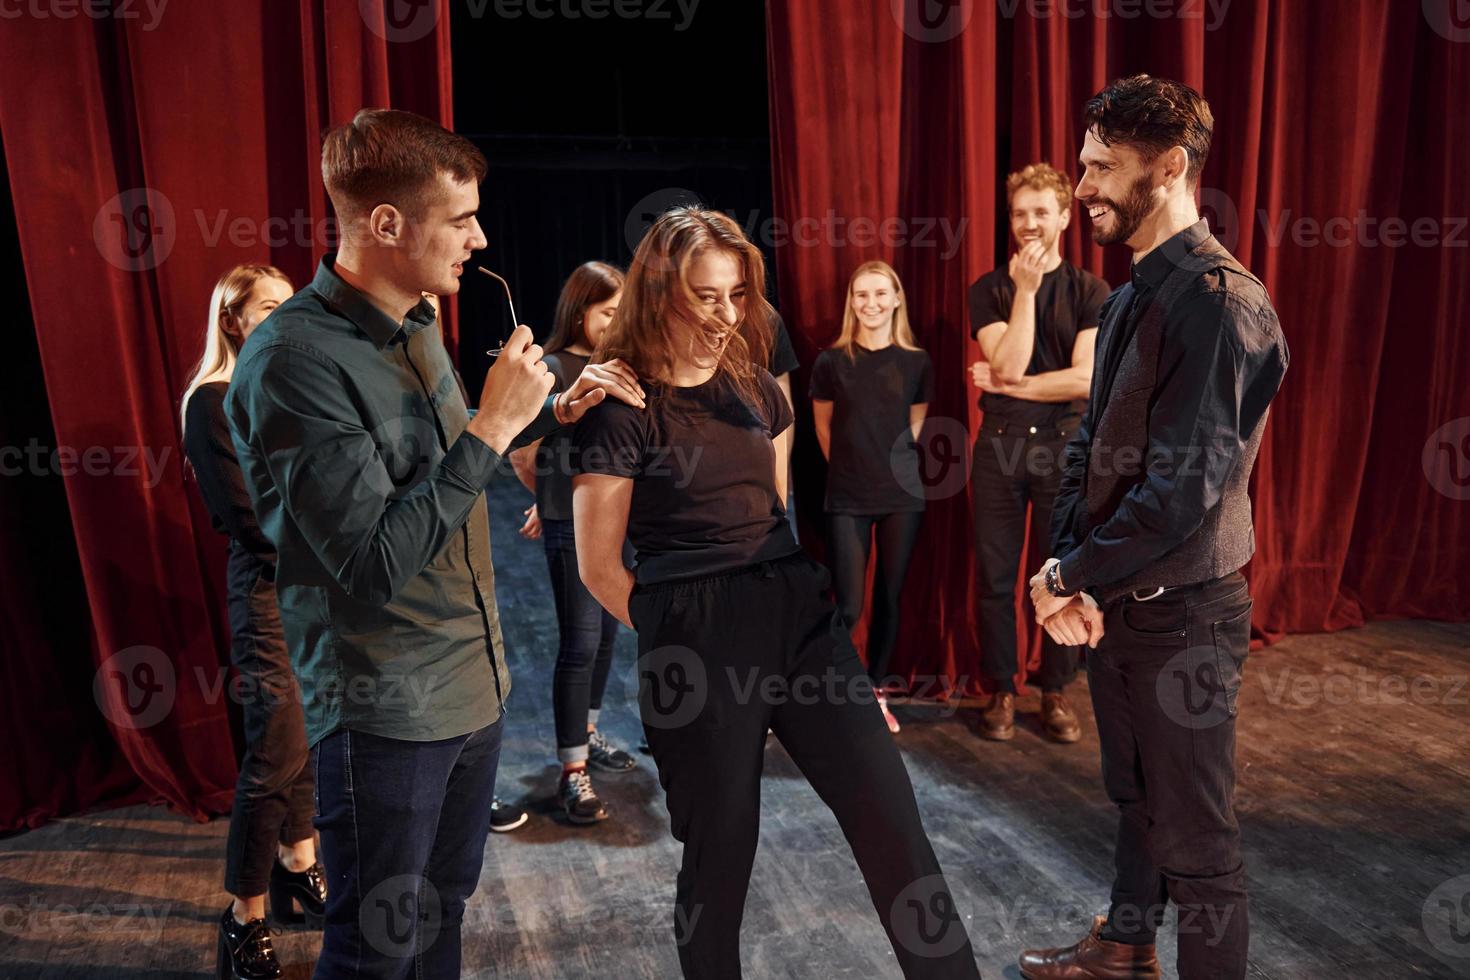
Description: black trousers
xmin=970 ymin=418 xmax=1080 ymax=693
xmin=222 ymin=542 xmax=314 ymax=897
xmin=827 ymin=510 xmax=924 ymax=685
xmin=542 ymin=517 xmax=620 ymax=763
xmin=1090 ymin=571 xmax=1253 ymax=979
xmin=628 ymin=553 xmax=979 ymax=980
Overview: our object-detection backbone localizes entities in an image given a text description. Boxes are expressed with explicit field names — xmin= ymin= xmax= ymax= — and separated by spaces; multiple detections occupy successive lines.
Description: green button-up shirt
xmin=226 ymin=255 xmax=561 ymax=746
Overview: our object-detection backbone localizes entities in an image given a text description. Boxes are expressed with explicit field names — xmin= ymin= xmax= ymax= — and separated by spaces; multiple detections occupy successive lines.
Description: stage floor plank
xmin=2 ymin=490 xmax=1467 ymax=978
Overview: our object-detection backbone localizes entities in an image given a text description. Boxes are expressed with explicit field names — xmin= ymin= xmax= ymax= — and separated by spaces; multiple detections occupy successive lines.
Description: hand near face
xmin=1008 ymin=240 xmax=1047 ymax=294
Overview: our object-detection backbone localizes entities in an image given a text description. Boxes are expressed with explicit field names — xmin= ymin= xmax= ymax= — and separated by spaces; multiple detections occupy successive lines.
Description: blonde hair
xmin=179 ymin=264 xmax=291 ymax=434
xmin=832 ymin=260 xmax=921 ymax=359
xmin=1006 ymin=162 xmax=1073 ymax=211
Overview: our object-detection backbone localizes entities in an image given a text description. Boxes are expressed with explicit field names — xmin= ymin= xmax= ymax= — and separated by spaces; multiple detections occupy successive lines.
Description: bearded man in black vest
xmin=1018 ymin=75 xmax=1289 ymax=980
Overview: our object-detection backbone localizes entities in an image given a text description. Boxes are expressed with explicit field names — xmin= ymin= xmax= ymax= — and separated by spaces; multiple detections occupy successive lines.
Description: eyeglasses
xmin=477 ymin=266 xmax=517 ymax=357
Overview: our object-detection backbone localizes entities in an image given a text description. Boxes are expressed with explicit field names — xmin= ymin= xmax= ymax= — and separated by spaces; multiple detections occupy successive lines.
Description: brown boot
xmin=1019 ymin=915 xmax=1159 ymax=979
xmin=978 ymin=692 xmax=1015 ymax=740
xmin=1041 ymin=691 xmax=1082 ymax=743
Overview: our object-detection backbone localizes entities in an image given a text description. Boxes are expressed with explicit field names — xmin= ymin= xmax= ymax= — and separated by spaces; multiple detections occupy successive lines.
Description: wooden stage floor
xmin=2 ymin=491 xmax=1466 ymax=978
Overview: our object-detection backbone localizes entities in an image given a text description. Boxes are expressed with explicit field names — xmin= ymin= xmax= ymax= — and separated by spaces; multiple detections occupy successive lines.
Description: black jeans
xmin=542 ymin=517 xmax=619 ymax=764
xmin=311 ymin=719 xmax=503 ymax=980
xmin=970 ymin=418 xmax=1080 ymax=693
xmin=1090 ymin=571 xmax=1253 ymax=979
xmin=222 ymin=542 xmax=314 ymax=898
xmin=628 ymin=553 xmax=979 ymax=980
xmin=827 ymin=510 xmax=924 ymax=685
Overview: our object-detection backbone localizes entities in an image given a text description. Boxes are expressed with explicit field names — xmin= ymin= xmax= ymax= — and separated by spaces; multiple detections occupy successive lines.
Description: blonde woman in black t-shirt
xmin=810 ymin=260 xmax=933 ymax=734
xmin=571 ymin=207 xmax=979 ymax=979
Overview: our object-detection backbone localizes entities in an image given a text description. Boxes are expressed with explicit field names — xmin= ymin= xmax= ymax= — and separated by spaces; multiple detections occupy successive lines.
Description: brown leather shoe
xmin=978 ymin=692 xmax=1015 ymax=740
xmin=1041 ymin=691 xmax=1082 ymax=743
xmin=1019 ymin=915 xmax=1159 ymax=979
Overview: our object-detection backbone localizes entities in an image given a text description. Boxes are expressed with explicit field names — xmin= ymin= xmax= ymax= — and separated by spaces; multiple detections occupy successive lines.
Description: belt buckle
xmin=1131 ymin=586 xmax=1167 ymax=602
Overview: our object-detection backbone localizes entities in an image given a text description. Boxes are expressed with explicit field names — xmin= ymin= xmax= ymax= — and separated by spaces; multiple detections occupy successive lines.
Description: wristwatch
xmin=1045 ymin=561 xmax=1077 ymax=598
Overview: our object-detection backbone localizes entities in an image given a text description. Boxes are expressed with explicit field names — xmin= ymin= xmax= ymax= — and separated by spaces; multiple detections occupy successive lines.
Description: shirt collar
xmin=312 ymin=253 xmax=438 ymax=350
xmin=1130 ymin=219 xmax=1212 ymax=292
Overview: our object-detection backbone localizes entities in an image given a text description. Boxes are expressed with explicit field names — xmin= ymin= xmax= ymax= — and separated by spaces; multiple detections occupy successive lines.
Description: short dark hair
xmin=321 ymin=108 xmax=487 ymax=221
xmin=1083 ymin=75 xmax=1213 ymax=186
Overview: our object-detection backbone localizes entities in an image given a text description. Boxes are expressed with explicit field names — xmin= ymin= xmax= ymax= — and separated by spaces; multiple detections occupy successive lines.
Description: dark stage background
xmin=0 ymin=0 xmax=1466 ymax=833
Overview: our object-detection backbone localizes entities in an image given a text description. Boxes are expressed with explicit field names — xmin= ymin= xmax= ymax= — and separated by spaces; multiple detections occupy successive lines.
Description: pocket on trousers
xmin=1121 ymin=599 xmax=1188 ymax=642
xmin=1210 ymin=602 xmax=1253 ymax=718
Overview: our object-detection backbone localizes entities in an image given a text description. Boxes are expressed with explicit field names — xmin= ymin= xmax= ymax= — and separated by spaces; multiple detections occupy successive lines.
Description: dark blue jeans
xmin=542 ymin=517 xmax=619 ymax=764
xmin=311 ymin=719 xmax=503 ymax=980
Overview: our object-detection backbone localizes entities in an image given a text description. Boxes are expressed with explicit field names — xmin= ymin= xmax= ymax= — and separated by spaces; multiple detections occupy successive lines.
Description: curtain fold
xmin=0 ymin=0 xmax=456 ymax=831
xmin=767 ymin=0 xmax=1469 ymax=693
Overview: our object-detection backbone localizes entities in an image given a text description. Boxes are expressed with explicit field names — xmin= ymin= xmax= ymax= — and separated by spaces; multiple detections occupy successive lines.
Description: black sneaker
xmin=216 ymin=906 xmax=281 ymax=980
xmin=587 ymin=730 xmax=636 ymax=772
xmin=559 ymin=768 xmax=609 ymax=825
xmin=489 ymin=798 xmax=528 ymax=833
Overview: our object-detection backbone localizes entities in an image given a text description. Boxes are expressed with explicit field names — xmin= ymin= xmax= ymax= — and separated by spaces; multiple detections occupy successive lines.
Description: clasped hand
xmin=1027 ymin=558 xmax=1105 ymax=649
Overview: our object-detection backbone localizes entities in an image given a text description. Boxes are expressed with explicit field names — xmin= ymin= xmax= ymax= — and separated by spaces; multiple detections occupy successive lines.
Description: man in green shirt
xmin=227 ymin=108 xmax=643 ymax=978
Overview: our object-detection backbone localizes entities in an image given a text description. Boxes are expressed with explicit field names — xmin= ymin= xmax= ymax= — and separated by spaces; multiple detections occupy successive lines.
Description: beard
xmin=1086 ymin=173 xmax=1156 ymax=246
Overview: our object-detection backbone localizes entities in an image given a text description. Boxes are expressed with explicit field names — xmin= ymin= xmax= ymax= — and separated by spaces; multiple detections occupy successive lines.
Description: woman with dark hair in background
xmin=571 ymin=207 xmax=979 ymax=978
xmin=510 ymin=261 xmax=638 ymax=826
xmin=810 ymin=260 xmax=932 ymax=735
xmin=180 ymin=265 xmax=326 ymax=980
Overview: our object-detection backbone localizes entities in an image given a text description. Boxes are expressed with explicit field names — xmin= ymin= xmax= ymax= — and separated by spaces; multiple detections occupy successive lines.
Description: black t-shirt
xmin=968 ymin=261 xmax=1109 ymax=427
xmin=809 ymin=344 xmax=933 ymax=515
xmin=534 ymin=351 xmax=588 ymax=521
xmin=571 ymin=367 xmax=799 ymax=584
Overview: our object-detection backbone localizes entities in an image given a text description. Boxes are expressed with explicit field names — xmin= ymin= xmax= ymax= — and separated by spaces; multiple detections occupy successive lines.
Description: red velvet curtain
xmin=768 ymin=0 xmax=1470 ymax=695
xmin=0 ymin=0 xmax=456 ymax=831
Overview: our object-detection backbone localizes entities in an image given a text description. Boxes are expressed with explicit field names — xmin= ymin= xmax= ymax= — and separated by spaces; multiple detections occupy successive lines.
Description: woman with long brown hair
xmin=509 ymin=261 xmax=638 ymax=826
xmin=810 ymin=260 xmax=933 ymax=734
xmin=180 ymin=264 xmax=325 ymax=980
xmin=570 ymin=207 xmax=979 ymax=978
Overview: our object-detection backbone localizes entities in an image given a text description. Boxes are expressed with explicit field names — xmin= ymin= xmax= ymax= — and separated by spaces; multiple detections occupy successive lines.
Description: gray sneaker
xmin=559 ymin=768 xmax=608 ymax=825
xmin=587 ymin=730 xmax=636 ymax=773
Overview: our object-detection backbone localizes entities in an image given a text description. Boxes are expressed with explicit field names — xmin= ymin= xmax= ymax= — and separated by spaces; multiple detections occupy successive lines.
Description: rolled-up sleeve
xmin=231 ymin=343 xmax=505 ymax=607
xmin=1057 ymin=290 xmax=1280 ymax=591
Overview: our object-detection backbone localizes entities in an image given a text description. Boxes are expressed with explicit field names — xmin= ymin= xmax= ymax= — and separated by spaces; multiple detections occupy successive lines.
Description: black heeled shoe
xmin=216 ymin=906 xmax=282 ymax=980
xmin=268 ymin=857 xmax=327 ymax=929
